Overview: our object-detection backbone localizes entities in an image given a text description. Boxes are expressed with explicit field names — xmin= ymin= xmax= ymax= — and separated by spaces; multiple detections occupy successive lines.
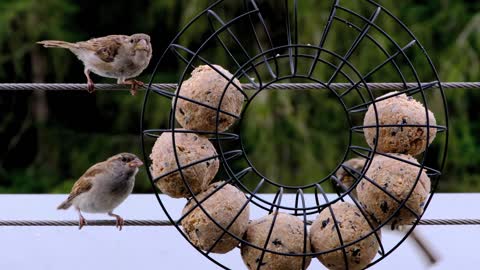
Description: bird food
xmin=241 ymin=212 xmax=311 ymax=270
xmin=357 ymin=154 xmax=431 ymax=226
xmin=363 ymin=92 xmax=437 ymax=156
xmin=150 ymin=131 xmax=219 ymax=198
xmin=173 ymin=65 xmax=244 ymax=132
xmin=310 ymin=202 xmax=380 ymax=270
xmin=181 ymin=182 xmax=250 ymax=254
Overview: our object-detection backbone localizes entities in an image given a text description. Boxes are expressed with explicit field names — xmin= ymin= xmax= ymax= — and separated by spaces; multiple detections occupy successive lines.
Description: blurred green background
xmin=0 ymin=0 xmax=479 ymax=193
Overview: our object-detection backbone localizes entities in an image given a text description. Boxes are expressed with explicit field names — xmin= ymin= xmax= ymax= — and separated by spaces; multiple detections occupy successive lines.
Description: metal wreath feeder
xmin=140 ymin=0 xmax=448 ymax=269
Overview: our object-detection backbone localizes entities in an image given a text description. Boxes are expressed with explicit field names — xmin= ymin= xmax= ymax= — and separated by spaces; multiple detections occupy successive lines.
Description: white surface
xmin=0 ymin=194 xmax=479 ymax=269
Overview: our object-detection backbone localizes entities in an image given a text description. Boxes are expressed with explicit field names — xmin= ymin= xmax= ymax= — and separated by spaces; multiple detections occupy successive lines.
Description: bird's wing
xmin=77 ymin=35 xmax=126 ymax=63
xmin=65 ymin=162 xmax=106 ymax=202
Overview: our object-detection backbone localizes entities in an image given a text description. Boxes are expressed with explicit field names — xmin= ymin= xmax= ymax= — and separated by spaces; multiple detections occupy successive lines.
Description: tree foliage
xmin=0 ymin=0 xmax=479 ymax=193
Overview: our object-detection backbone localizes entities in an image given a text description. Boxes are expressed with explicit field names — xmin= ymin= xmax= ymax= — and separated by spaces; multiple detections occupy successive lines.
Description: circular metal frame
xmin=141 ymin=0 xmax=449 ymax=269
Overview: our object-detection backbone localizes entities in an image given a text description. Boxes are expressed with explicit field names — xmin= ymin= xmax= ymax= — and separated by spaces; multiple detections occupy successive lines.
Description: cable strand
xmin=0 ymin=219 xmax=478 ymax=226
xmin=0 ymin=82 xmax=479 ymax=91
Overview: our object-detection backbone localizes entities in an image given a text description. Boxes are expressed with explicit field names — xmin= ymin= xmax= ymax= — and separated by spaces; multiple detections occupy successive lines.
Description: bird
xmin=57 ymin=153 xmax=143 ymax=230
xmin=37 ymin=33 xmax=152 ymax=95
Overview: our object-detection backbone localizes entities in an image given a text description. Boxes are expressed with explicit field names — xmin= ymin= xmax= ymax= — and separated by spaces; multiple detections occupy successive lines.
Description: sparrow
xmin=37 ymin=33 xmax=152 ymax=95
xmin=57 ymin=153 xmax=143 ymax=230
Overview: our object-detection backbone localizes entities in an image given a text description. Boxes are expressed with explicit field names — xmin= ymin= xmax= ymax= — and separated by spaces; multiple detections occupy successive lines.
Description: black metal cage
xmin=141 ymin=0 xmax=448 ymax=269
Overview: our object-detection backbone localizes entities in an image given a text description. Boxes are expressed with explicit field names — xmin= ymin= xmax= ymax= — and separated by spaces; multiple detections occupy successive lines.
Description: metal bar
xmin=410 ymin=230 xmax=438 ymax=264
xmin=0 ymin=82 xmax=479 ymax=91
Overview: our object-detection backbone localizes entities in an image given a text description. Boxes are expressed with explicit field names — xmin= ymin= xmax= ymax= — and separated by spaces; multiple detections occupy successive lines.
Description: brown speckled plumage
xmin=38 ymin=34 xmax=152 ymax=95
xmin=57 ymin=153 xmax=143 ymax=230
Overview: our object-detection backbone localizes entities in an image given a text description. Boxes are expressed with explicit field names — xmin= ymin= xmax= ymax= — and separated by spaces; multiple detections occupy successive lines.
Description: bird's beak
xmin=128 ymin=158 xmax=144 ymax=168
xmin=134 ymin=39 xmax=149 ymax=51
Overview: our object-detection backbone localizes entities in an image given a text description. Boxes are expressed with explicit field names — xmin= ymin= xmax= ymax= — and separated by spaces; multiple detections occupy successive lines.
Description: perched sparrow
xmin=57 ymin=153 xmax=143 ymax=230
xmin=37 ymin=34 xmax=152 ymax=95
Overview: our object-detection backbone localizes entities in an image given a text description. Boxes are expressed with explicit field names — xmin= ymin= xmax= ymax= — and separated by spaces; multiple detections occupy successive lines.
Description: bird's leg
xmin=108 ymin=211 xmax=124 ymax=231
xmin=76 ymin=208 xmax=87 ymax=230
xmin=84 ymin=68 xmax=95 ymax=93
xmin=119 ymin=78 xmax=144 ymax=96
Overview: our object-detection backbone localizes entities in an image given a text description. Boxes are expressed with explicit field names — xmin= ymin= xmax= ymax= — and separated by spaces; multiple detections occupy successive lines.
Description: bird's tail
xmin=57 ymin=200 xmax=72 ymax=210
xmin=37 ymin=40 xmax=76 ymax=49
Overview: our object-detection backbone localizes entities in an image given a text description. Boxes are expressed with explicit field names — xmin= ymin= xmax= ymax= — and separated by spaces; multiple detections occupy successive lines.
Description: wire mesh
xmin=140 ymin=0 xmax=448 ymax=269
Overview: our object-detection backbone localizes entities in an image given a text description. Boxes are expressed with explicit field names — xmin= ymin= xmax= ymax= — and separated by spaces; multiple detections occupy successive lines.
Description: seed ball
xmin=174 ymin=64 xmax=244 ymax=132
xmin=241 ymin=212 xmax=311 ymax=270
xmin=310 ymin=202 xmax=381 ymax=270
xmin=181 ymin=182 xmax=250 ymax=254
xmin=149 ymin=131 xmax=219 ymax=198
xmin=335 ymin=158 xmax=366 ymax=196
xmin=357 ymin=154 xmax=431 ymax=226
xmin=363 ymin=92 xmax=437 ymax=156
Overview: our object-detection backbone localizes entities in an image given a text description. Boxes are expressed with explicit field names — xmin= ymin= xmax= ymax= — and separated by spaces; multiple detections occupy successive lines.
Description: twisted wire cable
xmin=0 ymin=219 xmax=478 ymax=226
xmin=0 ymin=82 xmax=479 ymax=91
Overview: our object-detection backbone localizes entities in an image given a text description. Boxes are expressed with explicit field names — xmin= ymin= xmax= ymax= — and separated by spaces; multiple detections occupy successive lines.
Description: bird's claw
xmin=87 ymin=80 xmax=95 ymax=93
xmin=123 ymin=79 xmax=144 ymax=96
xmin=115 ymin=216 xmax=124 ymax=231
xmin=79 ymin=216 xmax=87 ymax=230
xmin=108 ymin=212 xmax=124 ymax=231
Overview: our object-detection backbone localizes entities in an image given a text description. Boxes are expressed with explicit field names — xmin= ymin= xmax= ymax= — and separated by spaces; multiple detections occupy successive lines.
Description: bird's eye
xmin=121 ymin=157 xmax=127 ymax=162
xmin=130 ymin=39 xmax=134 ymax=43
